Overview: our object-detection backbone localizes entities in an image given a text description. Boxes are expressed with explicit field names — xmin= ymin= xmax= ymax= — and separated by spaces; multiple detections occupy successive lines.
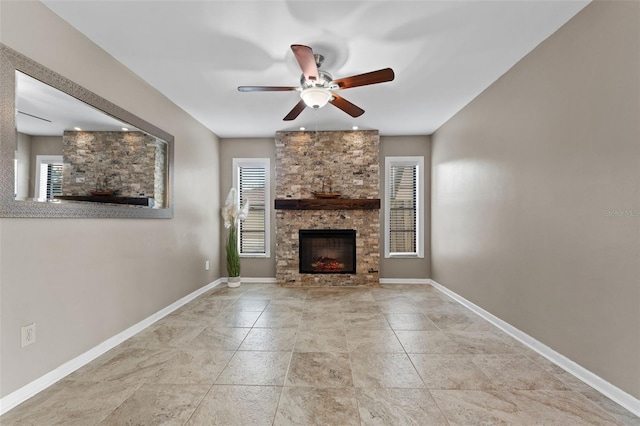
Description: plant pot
xmin=227 ymin=276 xmax=241 ymax=288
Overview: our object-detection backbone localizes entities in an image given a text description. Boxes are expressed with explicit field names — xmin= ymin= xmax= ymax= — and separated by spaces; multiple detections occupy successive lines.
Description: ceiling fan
xmin=238 ymin=44 xmax=395 ymax=121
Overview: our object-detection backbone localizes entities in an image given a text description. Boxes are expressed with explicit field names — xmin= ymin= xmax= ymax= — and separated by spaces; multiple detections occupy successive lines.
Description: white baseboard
xmin=379 ymin=278 xmax=431 ymax=285
xmin=0 ymin=278 xmax=224 ymax=416
xmin=429 ymin=279 xmax=640 ymax=417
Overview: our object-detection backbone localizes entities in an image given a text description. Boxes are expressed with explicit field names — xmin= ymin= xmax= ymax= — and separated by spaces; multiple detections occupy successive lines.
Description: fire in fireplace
xmin=299 ymin=229 xmax=356 ymax=274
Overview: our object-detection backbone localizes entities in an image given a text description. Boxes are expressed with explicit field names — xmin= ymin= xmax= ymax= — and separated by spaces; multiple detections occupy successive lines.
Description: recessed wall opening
xmin=299 ymin=229 xmax=356 ymax=274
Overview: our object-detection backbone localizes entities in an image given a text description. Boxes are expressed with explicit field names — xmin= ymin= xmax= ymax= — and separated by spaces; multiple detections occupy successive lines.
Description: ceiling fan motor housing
xmin=300 ymin=70 xmax=334 ymax=89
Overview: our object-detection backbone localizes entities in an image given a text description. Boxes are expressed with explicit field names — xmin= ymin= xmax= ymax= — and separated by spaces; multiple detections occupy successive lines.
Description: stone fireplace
xmin=275 ymin=130 xmax=380 ymax=287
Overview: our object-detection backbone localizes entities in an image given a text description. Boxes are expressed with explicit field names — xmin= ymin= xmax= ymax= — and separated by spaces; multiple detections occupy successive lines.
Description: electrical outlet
xmin=21 ymin=323 xmax=36 ymax=347
xmin=205 ymin=260 xmax=210 ymax=271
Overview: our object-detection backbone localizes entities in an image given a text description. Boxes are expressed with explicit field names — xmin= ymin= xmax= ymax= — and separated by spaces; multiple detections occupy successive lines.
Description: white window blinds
xmin=385 ymin=157 xmax=423 ymax=258
xmin=47 ymin=163 xmax=64 ymax=199
xmin=36 ymin=157 xmax=63 ymax=201
xmin=389 ymin=164 xmax=416 ymax=253
xmin=234 ymin=158 xmax=270 ymax=257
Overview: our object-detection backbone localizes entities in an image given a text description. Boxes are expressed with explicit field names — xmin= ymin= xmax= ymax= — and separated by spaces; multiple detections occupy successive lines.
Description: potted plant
xmin=222 ymin=188 xmax=249 ymax=287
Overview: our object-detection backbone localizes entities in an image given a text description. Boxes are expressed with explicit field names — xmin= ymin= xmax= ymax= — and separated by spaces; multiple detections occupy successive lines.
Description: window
xmin=233 ymin=158 xmax=270 ymax=257
xmin=385 ymin=156 xmax=424 ymax=258
xmin=35 ymin=155 xmax=64 ymax=201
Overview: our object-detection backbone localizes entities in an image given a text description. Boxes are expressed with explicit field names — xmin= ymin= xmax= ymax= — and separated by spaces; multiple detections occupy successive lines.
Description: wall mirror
xmin=0 ymin=43 xmax=174 ymax=218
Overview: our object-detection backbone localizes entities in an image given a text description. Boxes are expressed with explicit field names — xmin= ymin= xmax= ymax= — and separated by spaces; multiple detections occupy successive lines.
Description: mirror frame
xmin=0 ymin=43 xmax=174 ymax=218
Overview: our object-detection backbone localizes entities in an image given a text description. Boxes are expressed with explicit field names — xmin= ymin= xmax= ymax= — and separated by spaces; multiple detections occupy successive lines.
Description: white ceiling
xmin=16 ymin=71 xmax=140 ymax=136
xmin=42 ymin=0 xmax=589 ymax=138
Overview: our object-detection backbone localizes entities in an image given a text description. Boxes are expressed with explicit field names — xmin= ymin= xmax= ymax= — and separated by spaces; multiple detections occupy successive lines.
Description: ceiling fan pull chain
xmin=315 ymin=108 xmax=319 ymax=135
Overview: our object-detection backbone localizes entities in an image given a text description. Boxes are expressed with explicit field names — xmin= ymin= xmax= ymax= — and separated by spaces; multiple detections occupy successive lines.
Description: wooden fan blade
xmin=238 ymin=86 xmax=298 ymax=92
xmin=333 ymin=68 xmax=395 ymax=90
xmin=291 ymin=44 xmax=319 ymax=82
xmin=283 ymin=100 xmax=306 ymax=121
xmin=329 ymin=94 xmax=365 ymax=117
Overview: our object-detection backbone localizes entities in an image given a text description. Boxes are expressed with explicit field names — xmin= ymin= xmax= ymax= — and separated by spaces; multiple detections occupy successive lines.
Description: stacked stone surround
xmin=62 ymin=131 xmax=166 ymax=203
xmin=275 ymin=130 xmax=380 ymax=287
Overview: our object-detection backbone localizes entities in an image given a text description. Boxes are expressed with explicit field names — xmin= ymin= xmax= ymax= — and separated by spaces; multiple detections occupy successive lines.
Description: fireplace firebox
xmin=299 ymin=229 xmax=356 ymax=274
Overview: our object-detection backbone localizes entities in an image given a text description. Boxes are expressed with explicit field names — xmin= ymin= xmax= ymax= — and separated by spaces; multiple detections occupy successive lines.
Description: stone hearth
xmin=275 ymin=130 xmax=380 ymax=287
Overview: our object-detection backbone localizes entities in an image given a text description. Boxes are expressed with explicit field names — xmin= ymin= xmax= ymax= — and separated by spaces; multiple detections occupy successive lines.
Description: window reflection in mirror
xmin=15 ymin=71 xmax=169 ymax=208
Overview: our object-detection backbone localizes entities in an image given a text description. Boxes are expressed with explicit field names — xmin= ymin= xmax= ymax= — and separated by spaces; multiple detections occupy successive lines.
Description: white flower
xmin=221 ymin=188 xmax=249 ymax=228
xmin=238 ymin=197 xmax=250 ymax=221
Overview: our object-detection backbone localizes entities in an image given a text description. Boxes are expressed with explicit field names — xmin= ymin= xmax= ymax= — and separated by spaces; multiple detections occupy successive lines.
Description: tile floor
xmin=2 ymin=284 xmax=638 ymax=425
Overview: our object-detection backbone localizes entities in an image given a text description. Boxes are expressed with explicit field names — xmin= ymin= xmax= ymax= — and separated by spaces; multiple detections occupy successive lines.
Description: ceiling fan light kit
xmin=300 ymin=87 xmax=332 ymax=109
xmin=238 ymin=44 xmax=394 ymax=121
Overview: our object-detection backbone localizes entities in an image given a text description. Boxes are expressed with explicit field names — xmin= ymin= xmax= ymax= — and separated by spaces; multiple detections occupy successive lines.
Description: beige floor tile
xmin=1 ymin=380 xmax=139 ymax=426
xmin=346 ymin=328 xmax=404 ymax=353
xmin=527 ymin=352 xmax=597 ymax=391
xmin=286 ymin=352 xmax=353 ymax=387
xmin=217 ymin=310 xmax=262 ymax=327
xmin=226 ymin=299 xmax=270 ymax=311
xmin=238 ymin=327 xmax=298 ymax=351
xmin=445 ymin=331 xmax=517 ymax=354
xmin=189 ymin=327 xmax=250 ymax=351
xmin=240 ymin=286 xmax=306 ymax=301
xmin=376 ymin=300 xmax=422 ymax=314
xmin=81 ymin=347 xmax=176 ymax=384
xmin=385 ymin=313 xmax=440 ymax=331
xmin=344 ymin=312 xmax=391 ymax=329
xmin=425 ymin=310 xmax=482 ymax=331
xmin=579 ymin=388 xmax=640 ymax=425
xmin=99 ymin=383 xmax=209 ymax=425
xmin=274 ymin=387 xmax=359 ymax=426
xmin=410 ymin=354 xmax=495 ymax=390
xmin=514 ymin=390 xmax=625 ymax=425
xmin=154 ymin=310 xmax=217 ymax=329
xmin=187 ymin=298 xmax=233 ymax=317
xmin=356 ymin=388 xmax=448 ymax=425
xmin=253 ymin=310 xmax=302 ymax=328
xmin=186 ymin=385 xmax=281 ymax=425
xmin=299 ymin=311 xmax=346 ymax=329
xmin=431 ymin=389 xmax=623 ymax=426
xmin=341 ymin=301 xmax=381 ymax=314
xmin=121 ymin=322 xmax=205 ymax=349
xmin=395 ymin=330 xmax=461 ymax=354
xmin=431 ymin=389 xmax=538 ymax=425
xmin=350 ymin=353 xmax=425 ymax=388
xmin=3 ymin=284 xmax=636 ymax=426
xmin=473 ymin=354 xmax=570 ymax=390
xmin=262 ymin=301 xmax=305 ymax=312
xmin=216 ymin=351 xmax=291 ymax=385
xmin=151 ymin=349 xmax=235 ymax=384
xmin=294 ymin=328 xmax=349 ymax=353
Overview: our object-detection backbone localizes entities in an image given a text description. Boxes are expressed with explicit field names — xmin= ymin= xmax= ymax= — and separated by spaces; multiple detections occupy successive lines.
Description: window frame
xmin=34 ymin=155 xmax=63 ymax=201
xmin=232 ymin=157 xmax=271 ymax=258
xmin=384 ymin=156 xmax=424 ymax=259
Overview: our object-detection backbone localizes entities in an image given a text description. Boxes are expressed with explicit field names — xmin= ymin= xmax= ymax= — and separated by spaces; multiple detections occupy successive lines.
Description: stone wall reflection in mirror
xmin=15 ymin=71 xmax=168 ymax=208
xmin=1 ymin=43 xmax=174 ymax=218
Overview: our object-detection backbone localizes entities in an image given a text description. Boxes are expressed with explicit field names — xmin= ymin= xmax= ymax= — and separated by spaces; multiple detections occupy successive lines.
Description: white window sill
xmin=386 ymin=253 xmax=423 ymax=259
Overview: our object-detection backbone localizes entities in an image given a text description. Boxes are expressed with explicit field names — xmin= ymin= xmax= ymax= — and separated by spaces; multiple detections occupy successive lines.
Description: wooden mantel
xmin=274 ymin=198 xmax=380 ymax=211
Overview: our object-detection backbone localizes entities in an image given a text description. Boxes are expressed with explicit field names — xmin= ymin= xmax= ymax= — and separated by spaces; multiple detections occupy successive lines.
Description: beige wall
xmin=15 ymin=133 xmax=31 ymax=199
xmin=0 ymin=1 xmax=221 ymax=398
xmin=380 ymin=135 xmax=431 ymax=279
xmin=219 ymin=138 xmax=277 ymax=278
xmin=431 ymin=0 xmax=639 ymax=398
xmin=28 ymin=135 xmax=63 ymax=198
xmin=219 ymin=135 xmax=431 ymax=280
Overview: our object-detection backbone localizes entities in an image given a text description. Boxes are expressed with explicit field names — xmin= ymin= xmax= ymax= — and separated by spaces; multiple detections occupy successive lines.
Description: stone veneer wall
xmin=275 ymin=130 xmax=380 ymax=287
xmin=62 ymin=131 xmax=163 ymax=199
xmin=153 ymin=141 xmax=167 ymax=208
